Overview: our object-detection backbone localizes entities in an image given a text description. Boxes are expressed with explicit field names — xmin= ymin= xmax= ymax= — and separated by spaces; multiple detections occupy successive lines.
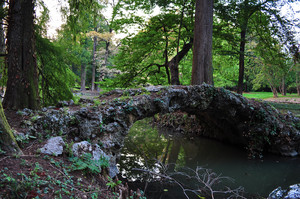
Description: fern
xmin=69 ymin=153 xmax=109 ymax=174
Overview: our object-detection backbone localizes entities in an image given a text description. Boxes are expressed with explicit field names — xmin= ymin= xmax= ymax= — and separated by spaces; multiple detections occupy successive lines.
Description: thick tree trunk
xmin=0 ymin=12 xmax=5 ymax=54
xmin=237 ymin=29 xmax=246 ymax=94
xmin=3 ymin=0 xmax=39 ymax=110
xmin=0 ymin=5 xmax=5 ymax=95
xmin=279 ymin=77 xmax=287 ymax=96
xmin=104 ymin=40 xmax=110 ymax=67
xmin=270 ymin=84 xmax=278 ymax=98
xmin=168 ymin=41 xmax=193 ymax=85
xmin=163 ymin=29 xmax=171 ymax=85
xmin=0 ymin=103 xmax=22 ymax=154
xmin=297 ymin=73 xmax=300 ymax=96
xmin=80 ymin=64 xmax=86 ymax=91
xmin=91 ymin=36 xmax=97 ymax=91
xmin=191 ymin=0 xmax=213 ymax=85
xmin=169 ymin=61 xmax=180 ymax=85
xmin=296 ymin=71 xmax=300 ymax=96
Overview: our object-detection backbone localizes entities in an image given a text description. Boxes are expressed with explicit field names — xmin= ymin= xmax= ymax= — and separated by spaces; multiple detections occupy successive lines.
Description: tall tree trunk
xmin=91 ymin=36 xmax=97 ymax=91
xmin=237 ymin=29 xmax=246 ymax=94
xmin=279 ymin=77 xmax=286 ymax=96
xmin=0 ymin=103 xmax=22 ymax=154
xmin=168 ymin=41 xmax=193 ymax=85
xmin=270 ymin=84 xmax=278 ymax=98
xmin=0 ymin=8 xmax=5 ymax=55
xmin=3 ymin=0 xmax=39 ymax=110
xmin=80 ymin=64 xmax=86 ymax=91
xmin=163 ymin=27 xmax=171 ymax=85
xmin=0 ymin=3 xmax=5 ymax=96
xmin=297 ymin=71 xmax=300 ymax=96
xmin=191 ymin=0 xmax=213 ymax=85
xmin=169 ymin=61 xmax=180 ymax=85
xmin=104 ymin=40 xmax=110 ymax=67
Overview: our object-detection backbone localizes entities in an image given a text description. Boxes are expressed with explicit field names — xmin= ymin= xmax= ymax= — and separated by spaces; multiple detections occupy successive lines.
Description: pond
xmin=118 ymin=118 xmax=300 ymax=198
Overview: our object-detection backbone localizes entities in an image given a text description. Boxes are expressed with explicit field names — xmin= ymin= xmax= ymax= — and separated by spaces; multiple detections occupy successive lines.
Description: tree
xmin=111 ymin=1 xmax=195 ymax=87
xmin=214 ymin=0 xmax=297 ymax=94
xmin=191 ymin=0 xmax=213 ymax=85
xmin=0 ymin=103 xmax=21 ymax=154
xmin=3 ymin=0 xmax=39 ymax=110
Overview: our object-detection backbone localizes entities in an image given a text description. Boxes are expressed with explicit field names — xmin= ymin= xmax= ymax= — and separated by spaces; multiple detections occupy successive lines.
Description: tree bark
xmin=279 ymin=77 xmax=286 ymax=96
xmin=3 ymin=0 xmax=39 ymax=110
xmin=297 ymin=71 xmax=300 ymax=96
xmin=168 ymin=41 xmax=193 ymax=85
xmin=191 ymin=0 xmax=213 ymax=85
xmin=0 ymin=103 xmax=22 ymax=154
xmin=169 ymin=60 xmax=180 ymax=85
xmin=91 ymin=36 xmax=97 ymax=91
xmin=104 ymin=40 xmax=110 ymax=67
xmin=163 ymin=27 xmax=171 ymax=85
xmin=237 ymin=28 xmax=246 ymax=94
xmin=0 ymin=2 xmax=5 ymax=96
xmin=270 ymin=84 xmax=278 ymax=98
xmin=80 ymin=64 xmax=86 ymax=91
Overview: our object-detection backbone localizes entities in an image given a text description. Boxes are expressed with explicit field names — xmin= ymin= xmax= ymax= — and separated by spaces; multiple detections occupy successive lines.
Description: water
xmin=118 ymin=118 xmax=300 ymax=198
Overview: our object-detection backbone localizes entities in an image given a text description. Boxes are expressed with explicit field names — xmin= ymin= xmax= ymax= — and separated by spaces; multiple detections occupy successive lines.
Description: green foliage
xmin=69 ymin=153 xmax=109 ymax=174
xmin=214 ymin=0 xmax=298 ymax=91
xmin=111 ymin=7 xmax=194 ymax=87
xmin=0 ymin=158 xmax=105 ymax=198
xmin=36 ymin=35 xmax=77 ymax=106
xmin=106 ymin=176 xmax=122 ymax=189
xmin=15 ymin=133 xmax=36 ymax=147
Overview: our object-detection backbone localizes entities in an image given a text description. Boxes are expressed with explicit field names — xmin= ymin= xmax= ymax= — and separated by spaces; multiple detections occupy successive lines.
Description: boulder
xmin=39 ymin=136 xmax=65 ymax=156
xmin=268 ymin=184 xmax=300 ymax=199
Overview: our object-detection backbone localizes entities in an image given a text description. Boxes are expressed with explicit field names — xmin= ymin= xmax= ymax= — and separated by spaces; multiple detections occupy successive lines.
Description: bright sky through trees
xmin=40 ymin=1 xmax=300 ymax=42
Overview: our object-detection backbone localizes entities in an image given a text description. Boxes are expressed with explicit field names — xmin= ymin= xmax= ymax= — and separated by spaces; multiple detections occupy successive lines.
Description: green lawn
xmin=242 ymin=92 xmax=300 ymax=116
xmin=242 ymin=92 xmax=299 ymax=99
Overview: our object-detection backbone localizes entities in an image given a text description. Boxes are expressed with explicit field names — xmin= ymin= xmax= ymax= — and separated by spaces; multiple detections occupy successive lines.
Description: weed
xmin=106 ymin=176 xmax=122 ymax=189
xmin=93 ymin=99 xmax=101 ymax=107
xmin=0 ymin=147 xmax=6 ymax=154
xmin=69 ymin=153 xmax=109 ymax=174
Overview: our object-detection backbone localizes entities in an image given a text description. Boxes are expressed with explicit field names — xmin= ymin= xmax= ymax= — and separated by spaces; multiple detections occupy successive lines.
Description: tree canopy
xmin=0 ymin=0 xmax=298 ymax=110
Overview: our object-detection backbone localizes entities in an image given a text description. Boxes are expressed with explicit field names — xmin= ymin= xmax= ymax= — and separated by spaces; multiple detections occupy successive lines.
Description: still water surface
xmin=118 ymin=118 xmax=300 ymax=198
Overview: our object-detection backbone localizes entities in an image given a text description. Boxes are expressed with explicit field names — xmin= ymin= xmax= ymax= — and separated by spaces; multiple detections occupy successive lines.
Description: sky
xmin=40 ymin=0 xmax=300 ymax=42
xmin=40 ymin=0 xmax=66 ymax=38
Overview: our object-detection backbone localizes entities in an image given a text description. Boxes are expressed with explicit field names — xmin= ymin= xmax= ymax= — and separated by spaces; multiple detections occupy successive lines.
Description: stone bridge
xmin=93 ymin=85 xmax=299 ymax=157
xmin=30 ymin=85 xmax=300 ymax=176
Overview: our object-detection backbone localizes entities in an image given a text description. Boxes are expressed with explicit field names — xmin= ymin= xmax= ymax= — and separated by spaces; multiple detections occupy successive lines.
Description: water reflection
xmin=118 ymin=118 xmax=300 ymax=198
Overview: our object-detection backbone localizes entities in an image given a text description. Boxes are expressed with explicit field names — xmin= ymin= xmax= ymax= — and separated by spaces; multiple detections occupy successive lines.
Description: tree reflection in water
xmin=118 ymin=118 xmax=248 ymax=199
xmin=119 ymin=117 xmax=300 ymax=198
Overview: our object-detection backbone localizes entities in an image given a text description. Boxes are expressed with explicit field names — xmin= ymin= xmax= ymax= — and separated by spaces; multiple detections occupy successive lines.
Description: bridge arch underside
xmin=98 ymin=85 xmax=299 ymax=158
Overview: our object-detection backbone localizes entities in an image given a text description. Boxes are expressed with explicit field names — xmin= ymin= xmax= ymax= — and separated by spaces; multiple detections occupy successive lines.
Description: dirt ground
xmin=0 ymin=103 xmax=128 ymax=198
xmin=263 ymin=97 xmax=300 ymax=104
xmin=0 ymin=90 xmax=298 ymax=198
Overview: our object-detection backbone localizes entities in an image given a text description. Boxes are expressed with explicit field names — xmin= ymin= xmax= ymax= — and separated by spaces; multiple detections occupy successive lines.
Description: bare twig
xmin=133 ymin=164 xmax=247 ymax=199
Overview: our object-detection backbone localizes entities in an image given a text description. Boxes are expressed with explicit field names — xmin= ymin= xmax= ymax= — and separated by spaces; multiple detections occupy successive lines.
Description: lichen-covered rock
xmin=268 ymin=184 xmax=300 ymax=199
xmin=72 ymin=141 xmax=108 ymax=159
xmin=22 ymin=109 xmax=73 ymax=138
xmin=27 ymin=85 xmax=299 ymax=178
xmin=39 ymin=136 xmax=65 ymax=156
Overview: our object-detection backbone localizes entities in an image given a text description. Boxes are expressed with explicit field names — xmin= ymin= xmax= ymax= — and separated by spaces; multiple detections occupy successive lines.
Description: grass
xmin=242 ymin=92 xmax=300 ymax=116
xmin=242 ymin=92 xmax=299 ymax=99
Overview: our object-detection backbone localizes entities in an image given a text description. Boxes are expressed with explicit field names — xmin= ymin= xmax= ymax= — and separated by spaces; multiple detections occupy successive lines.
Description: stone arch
xmin=95 ymin=85 xmax=299 ymax=159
